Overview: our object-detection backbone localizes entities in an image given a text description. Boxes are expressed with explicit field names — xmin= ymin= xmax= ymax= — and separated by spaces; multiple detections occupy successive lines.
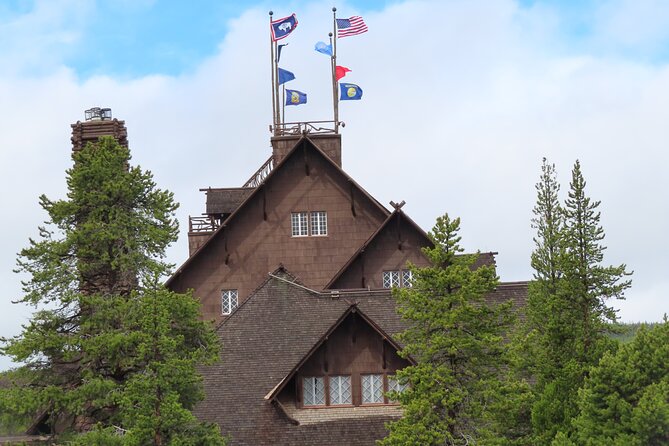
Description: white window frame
xmin=361 ymin=374 xmax=384 ymax=404
xmin=383 ymin=269 xmax=413 ymax=288
xmin=291 ymin=212 xmax=308 ymax=237
xmin=387 ymin=375 xmax=409 ymax=402
xmin=329 ymin=375 xmax=352 ymax=405
xmin=401 ymin=270 xmax=413 ymax=288
xmin=383 ymin=271 xmax=401 ymax=288
xmin=303 ymin=376 xmax=325 ymax=406
xmin=221 ymin=289 xmax=238 ymax=315
xmin=310 ymin=211 xmax=328 ymax=236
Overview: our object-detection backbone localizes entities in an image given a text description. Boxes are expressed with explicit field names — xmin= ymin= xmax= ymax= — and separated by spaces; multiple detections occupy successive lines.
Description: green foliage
xmin=380 ymin=214 xmax=514 ymax=445
xmin=571 ymin=320 xmax=669 ymax=445
xmin=0 ymin=137 xmax=223 ymax=445
xmin=517 ymin=159 xmax=632 ymax=445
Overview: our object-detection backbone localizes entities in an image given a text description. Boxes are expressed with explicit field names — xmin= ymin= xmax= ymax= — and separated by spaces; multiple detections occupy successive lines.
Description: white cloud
xmin=2 ymin=0 xmax=668 ymax=370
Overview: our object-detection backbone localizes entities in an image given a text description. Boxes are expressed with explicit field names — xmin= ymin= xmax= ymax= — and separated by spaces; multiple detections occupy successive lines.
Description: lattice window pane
xmin=362 ymin=374 xmax=384 ymax=403
xmin=329 ymin=375 xmax=351 ymax=405
xmin=383 ymin=271 xmax=400 ymax=288
xmin=387 ymin=375 xmax=408 ymax=394
xmin=311 ymin=211 xmax=327 ymax=236
xmin=402 ymin=270 xmax=413 ymax=288
xmin=303 ymin=377 xmax=325 ymax=406
xmin=221 ymin=289 xmax=238 ymax=315
xmin=291 ymin=212 xmax=308 ymax=237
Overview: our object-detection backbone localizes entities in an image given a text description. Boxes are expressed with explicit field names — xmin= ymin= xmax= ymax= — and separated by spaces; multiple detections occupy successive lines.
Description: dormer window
xmin=383 ymin=270 xmax=413 ymax=288
xmin=303 ymin=376 xmax=325 ymax=406
xmin=291 ymin=211 xmax=328 ymax=237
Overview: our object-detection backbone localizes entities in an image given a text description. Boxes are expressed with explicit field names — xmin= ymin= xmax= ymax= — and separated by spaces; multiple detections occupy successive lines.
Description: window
xmin=303 ymin=377 xmax=325 ymax=406
xmin=221 ymin=289 xmax=238 ymax=315
xmin=361 ymin=374 xmax=384 ymax=404
xmin=291 ymin=212 xmax=308 ymax=237
xmin=387 ymin=375 xmax=409 ymax=394
xmin=311 ymin=211 xmax=328 ymax=236
xmin=291 ymin=211 xmax=328 ymax=237
xmin=329 ymin=375 xmax=352 ymax=405
xmin=383 ymin=270 xmax=413 ymax=288
xmin=382 ymin=271 xmax=400 ymax=288
xmin=402 ymin=270 xmax=413 ymax=288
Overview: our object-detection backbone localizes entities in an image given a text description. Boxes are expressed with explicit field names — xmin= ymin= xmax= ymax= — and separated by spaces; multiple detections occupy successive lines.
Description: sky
xmin=1 ymin=0 xmax=668 ymax=370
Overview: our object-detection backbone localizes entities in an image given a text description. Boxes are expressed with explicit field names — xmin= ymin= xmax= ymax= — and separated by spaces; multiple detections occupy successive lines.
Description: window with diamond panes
xmin=303 ymin=376 xmax=325 ymax=406
xmin=221 ymin=289 xmax=238 ymax=315
xmin=329 ymin=375 xmax=351 ymax=405
xmin=383 ymin=271 xmax=401 ymax=288
xmin=362 ymin=374 xmax=384 ymax=404
xmin=310 ymin=211 xmax=327 ymax=236
xmin=387 ymin=375 xmax=409 ymax=400
xmin=402 ymin=270 xmax=413 ymax=288
xmin=291 ymin=212 xmax=308 ymax=237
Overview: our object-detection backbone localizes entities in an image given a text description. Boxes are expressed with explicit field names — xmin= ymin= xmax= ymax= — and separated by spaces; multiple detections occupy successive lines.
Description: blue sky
xmin=3 ymin=0 xmax=668 ymax=79
xmin=1 ymin=0 xmax=669 ymax=369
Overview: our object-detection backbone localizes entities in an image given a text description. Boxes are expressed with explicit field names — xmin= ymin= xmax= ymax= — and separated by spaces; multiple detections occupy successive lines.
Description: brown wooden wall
xmin=329 ymin=215 xmax=432 ymax=290
xmin=278 ymin=312 xmax=409 ymax=407
xmin=169 ymin=140 xmax=389 ymax=322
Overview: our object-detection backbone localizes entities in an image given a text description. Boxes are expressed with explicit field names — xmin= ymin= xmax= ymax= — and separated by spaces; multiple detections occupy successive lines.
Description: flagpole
xmin=282 ymin=84 xmax=286 ymax=125
xmin=274 ymin=39 xmax=281 ymax=132
xmin=332 ymin=7 xmax=339 ymax=134
xmin=269 ymin=11 xmax=278 ymax=136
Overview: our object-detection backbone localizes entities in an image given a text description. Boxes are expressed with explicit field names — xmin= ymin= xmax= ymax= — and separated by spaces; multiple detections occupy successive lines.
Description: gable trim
xmin=263 ymin=304 xmax=412 ymax=402
xmin=324 ymin=209 xmax=434 ymax=289
xmin=166 ymin=136 xmax=390 ymax=287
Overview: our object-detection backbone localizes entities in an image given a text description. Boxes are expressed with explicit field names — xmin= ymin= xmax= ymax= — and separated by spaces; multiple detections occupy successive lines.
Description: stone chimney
xmin=71 ymin=107 xmax=128 ymax=153
xmin=271 ymin=133 xmax=342 ymax=167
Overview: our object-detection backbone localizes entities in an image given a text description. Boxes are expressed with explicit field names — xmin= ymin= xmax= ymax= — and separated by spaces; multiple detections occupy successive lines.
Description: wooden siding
xmin=170 ymin=141 xmax=388 ymax=322
xmin=330 ymin=215 xmax=432 ymax=289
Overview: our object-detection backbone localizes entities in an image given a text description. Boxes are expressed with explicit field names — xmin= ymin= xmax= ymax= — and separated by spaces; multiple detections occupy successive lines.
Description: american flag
xmin=336 ymin=16 xmax=368 ymax=38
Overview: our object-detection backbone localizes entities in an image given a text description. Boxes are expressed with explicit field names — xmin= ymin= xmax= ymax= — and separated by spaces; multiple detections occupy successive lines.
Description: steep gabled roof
xmin=166 ymin=135 xmax=390 ymax=287
xmin=195 ymin=269 xmax=406 ymax=445
xmin=325 ymin=209 xmax=433 ymax=289
xmin=264 ymin=303 xmax=413 ymax=402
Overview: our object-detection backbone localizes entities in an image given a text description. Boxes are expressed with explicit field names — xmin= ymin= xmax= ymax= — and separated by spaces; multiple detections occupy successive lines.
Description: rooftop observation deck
xmin=189 ymin=121 xmax=340 ymax=234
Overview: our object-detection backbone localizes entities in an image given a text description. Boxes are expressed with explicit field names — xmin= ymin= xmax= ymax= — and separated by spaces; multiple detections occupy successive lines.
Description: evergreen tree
xmin=380 ymin=214 xmax=513 ymax=446
xmin=571 ymin=319 xmax=669 ymax=445
xmin=525 ymin=159 xmax=631 ymax=444
xmin=0 ymin=137 xmax=223 ymax=444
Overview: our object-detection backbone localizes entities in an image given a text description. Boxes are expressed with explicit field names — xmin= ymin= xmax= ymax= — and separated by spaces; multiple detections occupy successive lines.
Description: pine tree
xmin=572 ymin=320 xmax=669 ymax=445
xmin=0 ymin=137 xmax=223 ymax=444
xmin=526 ymin=159 xmax=631 ymax=444
xmin=380 ymin=214 xmax=513 ymax=446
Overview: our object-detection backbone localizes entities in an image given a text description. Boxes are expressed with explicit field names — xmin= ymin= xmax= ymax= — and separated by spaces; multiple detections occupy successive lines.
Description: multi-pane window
xmin=291 ymin=212 xmax=308 ymax=236
xmin=311 ymin=211 xmax=328 ymax=236
xmin=303 ymin=377 xmax=325 ymax=406
xmin=221 ymin=289 xmax=238 ymax=315
xmin=361 ymin=374 xmax=384 ymax=404
xmin=387 ymin=375 xmax=409 ymax=394
xmin=329 ymin=375 xmax=352 ymax=405
xmin=402 ymin=270 xmax=413 ymax=288
xmin=382 ymin=271 xmax=400 ymax=288
xmin=383 ymin=270 xmax=413 ymax=288
xmin=291 ymin=211 xmax=328 ymax=237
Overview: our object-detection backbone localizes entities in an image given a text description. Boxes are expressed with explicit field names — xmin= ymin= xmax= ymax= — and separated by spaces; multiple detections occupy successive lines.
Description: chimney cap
xmin=85 ymin=107 xmax=112 ymax=121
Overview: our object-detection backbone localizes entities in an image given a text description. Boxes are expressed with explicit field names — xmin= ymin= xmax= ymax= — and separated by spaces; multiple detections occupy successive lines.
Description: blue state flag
xmin=285 ymin=89 xmax=307 ymax=106
xmin=278 ymin=68 xmax=295 ymax=85
xmin=314 ymin=41 xmax=333 ymax=56
xmin=339 ymin=83 xmax=363 ymax=100
xmin=271 ymin=13 xmax=298 ymax=41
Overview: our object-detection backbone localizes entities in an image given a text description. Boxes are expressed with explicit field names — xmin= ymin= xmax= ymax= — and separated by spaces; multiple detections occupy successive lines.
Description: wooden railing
xmin=189 ymin=216 xmax=219 ymax=233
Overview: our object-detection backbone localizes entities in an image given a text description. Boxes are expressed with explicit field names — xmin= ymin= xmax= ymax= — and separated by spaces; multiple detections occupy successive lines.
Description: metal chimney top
xmin=84 ymin=107 xmax=112 ymax=121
